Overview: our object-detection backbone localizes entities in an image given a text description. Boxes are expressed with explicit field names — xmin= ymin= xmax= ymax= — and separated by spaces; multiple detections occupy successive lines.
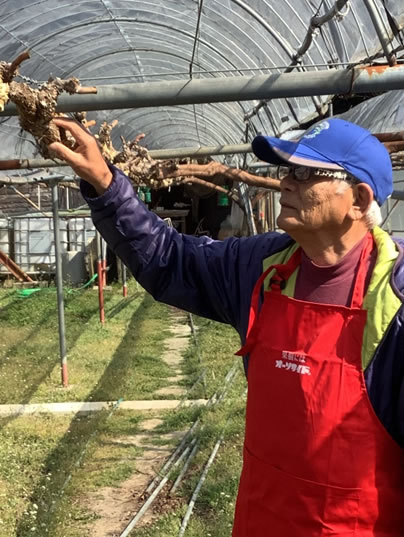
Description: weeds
xmin=0 ymin=281 xmax=245 ymax=537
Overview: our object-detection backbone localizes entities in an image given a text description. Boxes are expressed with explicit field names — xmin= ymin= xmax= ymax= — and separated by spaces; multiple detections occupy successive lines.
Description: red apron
xmin=233 ymin=234 xmax=404 ymax=536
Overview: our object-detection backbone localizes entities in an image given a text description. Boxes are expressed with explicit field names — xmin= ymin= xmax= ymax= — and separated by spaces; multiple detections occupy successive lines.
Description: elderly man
xmin=50 ymin=117 xmax=404 ymax=536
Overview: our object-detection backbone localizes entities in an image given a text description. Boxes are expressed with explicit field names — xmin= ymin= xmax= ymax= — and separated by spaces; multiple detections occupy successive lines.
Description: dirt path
xmin=85 ymin=308 xmax=195 ymax=537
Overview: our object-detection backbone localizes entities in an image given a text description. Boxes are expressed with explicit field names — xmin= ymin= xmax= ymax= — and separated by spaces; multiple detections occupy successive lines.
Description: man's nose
xmin=280 ymin=172 xmax=296 ymax=191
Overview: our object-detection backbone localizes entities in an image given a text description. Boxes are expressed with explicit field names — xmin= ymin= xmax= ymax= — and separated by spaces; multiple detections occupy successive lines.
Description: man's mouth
xmin=279 ymin=199 xmax=295 ymax=210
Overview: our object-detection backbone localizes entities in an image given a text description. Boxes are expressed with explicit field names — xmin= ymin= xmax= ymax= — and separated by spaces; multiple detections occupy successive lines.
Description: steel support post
xmin=122 ymin=262 xmax=128 ymax=298
xmin=96 ymin=231 xmax=105 ymax=324
xmin=51 ymin=181 xmax=68 ymax=387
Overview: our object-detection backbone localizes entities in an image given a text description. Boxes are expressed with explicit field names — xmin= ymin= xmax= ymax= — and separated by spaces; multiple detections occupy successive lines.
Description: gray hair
xmin=364 ymin=199 xmax=382 ymax=229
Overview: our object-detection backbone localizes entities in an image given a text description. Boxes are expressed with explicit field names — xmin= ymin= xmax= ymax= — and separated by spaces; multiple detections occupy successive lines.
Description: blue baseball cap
xmin=252 ymin=118 xmax=393 ymax=205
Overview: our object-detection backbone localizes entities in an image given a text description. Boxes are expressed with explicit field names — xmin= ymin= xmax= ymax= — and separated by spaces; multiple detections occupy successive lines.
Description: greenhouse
xmin=0 ymin=1 xmax=403 ymax=536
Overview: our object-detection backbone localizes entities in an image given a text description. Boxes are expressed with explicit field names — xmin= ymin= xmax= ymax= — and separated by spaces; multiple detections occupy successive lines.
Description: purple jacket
xmin=81 ymin=167 xmax=404 ymax=448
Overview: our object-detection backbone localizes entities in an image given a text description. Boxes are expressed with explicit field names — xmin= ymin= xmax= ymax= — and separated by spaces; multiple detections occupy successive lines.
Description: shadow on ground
xmin=14 ymin=293 xmax=163 ymax=537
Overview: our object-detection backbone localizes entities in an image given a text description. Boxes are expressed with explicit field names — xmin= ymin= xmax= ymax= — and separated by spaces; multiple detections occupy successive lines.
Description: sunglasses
xmin=277 ymin=165 xmax=355 ymax=183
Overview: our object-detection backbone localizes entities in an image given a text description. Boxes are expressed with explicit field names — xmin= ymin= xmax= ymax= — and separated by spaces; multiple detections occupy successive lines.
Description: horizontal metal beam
xmin=0 ymin=174 xmax=71 ymax=186
xmin=1 ymin=169 xmax=404 ymax=204
xmin=1 ymin=174 xmax=403 ymax=203
xmin=0 ymin=143 xmax=253 ymax=170
xmin=151 ymin=143 xmax=252 ymax=159
xmin=2 ymin=65 xmax=404 ymax=116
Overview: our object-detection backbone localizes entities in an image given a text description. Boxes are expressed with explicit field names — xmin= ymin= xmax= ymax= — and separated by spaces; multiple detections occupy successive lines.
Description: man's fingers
xmin=48 ymin=118 xmax=112 ymax=192
xmin=48 ymin=141 xmax=78 ymax=163
xmin=51 ymin=117 xmax=92 ymax=145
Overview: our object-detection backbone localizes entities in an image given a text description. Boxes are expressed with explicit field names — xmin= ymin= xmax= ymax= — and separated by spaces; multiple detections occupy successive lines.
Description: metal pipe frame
xmin=362 ymin=0 xmax=396 ymax=66
xmin=0 ymin=143 xmax=253 ymax=171
xmin=51 ymin=181 xmax=68 ymax=387
xmin=2 ymin=64 xmax=404 ymax=116
xmin=240 ymin=0 xmax=350 ymax=120
xmin=288 ymin=0 xmax=351 ymax=70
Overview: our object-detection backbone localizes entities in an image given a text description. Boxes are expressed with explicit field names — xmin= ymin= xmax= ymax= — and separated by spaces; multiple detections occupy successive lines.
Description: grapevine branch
xmin=2 ymin=52 xmax=404 ymax=206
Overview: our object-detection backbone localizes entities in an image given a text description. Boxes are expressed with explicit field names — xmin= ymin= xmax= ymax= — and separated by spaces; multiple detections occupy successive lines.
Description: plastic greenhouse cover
xmin=338 ymin=90 xmax=404 ymax=132
xmin=0 ymin=0 xmax=402 ymax=163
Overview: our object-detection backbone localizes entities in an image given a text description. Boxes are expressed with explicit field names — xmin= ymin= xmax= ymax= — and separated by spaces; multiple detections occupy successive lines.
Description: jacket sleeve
xmin=80 ymin=166 xmax=289 ymax=336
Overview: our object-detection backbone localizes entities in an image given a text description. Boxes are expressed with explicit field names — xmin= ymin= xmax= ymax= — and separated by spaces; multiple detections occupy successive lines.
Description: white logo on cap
xmin=303 ymin=121 xmax=330 ymax=139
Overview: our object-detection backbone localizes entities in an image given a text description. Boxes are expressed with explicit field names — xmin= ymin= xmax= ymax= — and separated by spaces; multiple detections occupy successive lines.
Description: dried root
xmin=0 ymin=53 xmax=270 ymax=200
xmin=9 ymin=77 xmax=80 ymax=158
xmin=0 ymin=57 xmax=17 ymax=111
xmin=1 ymin=52 xmax=33 ymax=111
xmin=1 ymin=53 xmax=189 ymax=189
xmin=0 ymin=79 xmax=9 ymax=112
xmin=1 ymin=52 xmax=82 ymax=157
xmin=96 ymin=120 xmax=184 ymax=189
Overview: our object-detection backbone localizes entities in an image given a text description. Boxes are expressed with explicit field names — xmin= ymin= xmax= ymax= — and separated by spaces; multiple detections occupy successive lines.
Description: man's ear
xmin=349 ymin=182 xmax=374 ymax=221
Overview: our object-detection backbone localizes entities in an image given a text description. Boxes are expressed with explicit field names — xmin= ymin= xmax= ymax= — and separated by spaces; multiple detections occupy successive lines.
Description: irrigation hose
xmin=118 ymin=441 xmax=193 ymax=537
xmin=16 ymin=273 xmax=98 ymax=298
xmin=170 ymin=438 xmax=200 ymax=495
xmin=146 ymin=364 xmax=239 ymax=496
xmin=178 ymin=386 xmax=246 ymax=536
xmin=146 ymin=419 xmax=201 ymax=495
xmin=178 ymin=433 xmax=225 ymax=537
xmin=120 ymin=361 xmax=242 ymax=535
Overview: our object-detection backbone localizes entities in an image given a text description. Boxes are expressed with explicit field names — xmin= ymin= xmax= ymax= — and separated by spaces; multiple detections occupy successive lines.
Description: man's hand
xmin=49 ymin=117 xmax=113 ymax=195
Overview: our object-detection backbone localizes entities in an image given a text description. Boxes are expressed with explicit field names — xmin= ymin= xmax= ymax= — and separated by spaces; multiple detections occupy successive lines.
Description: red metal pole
xmin=97 ymin=259 xmax=105 ymax=324
xmin=101 ymin=237 xmax=107 ymax=288
xmin=61 ymin=362 xmax=69 ymax=387
xmin=122 ymin=262 xmax=128 ymax=297
xmin=96 ymin=232 xmax=105 ymax=324
xmin=103 ymin=258 xmax=107 ymax=288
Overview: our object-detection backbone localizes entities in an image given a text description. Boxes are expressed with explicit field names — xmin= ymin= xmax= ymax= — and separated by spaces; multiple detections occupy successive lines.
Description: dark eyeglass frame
xmin=277 ymin=165 xmax=357 ymax=184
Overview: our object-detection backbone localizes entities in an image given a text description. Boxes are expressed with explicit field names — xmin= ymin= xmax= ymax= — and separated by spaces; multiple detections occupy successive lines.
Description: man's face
xmin=277 ymin=167 xmax=355 ymax=235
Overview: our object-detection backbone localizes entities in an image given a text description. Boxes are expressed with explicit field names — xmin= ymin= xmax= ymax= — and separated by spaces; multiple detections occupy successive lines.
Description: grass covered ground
xmin=0 ymin=280 xmax=245 ymax=537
